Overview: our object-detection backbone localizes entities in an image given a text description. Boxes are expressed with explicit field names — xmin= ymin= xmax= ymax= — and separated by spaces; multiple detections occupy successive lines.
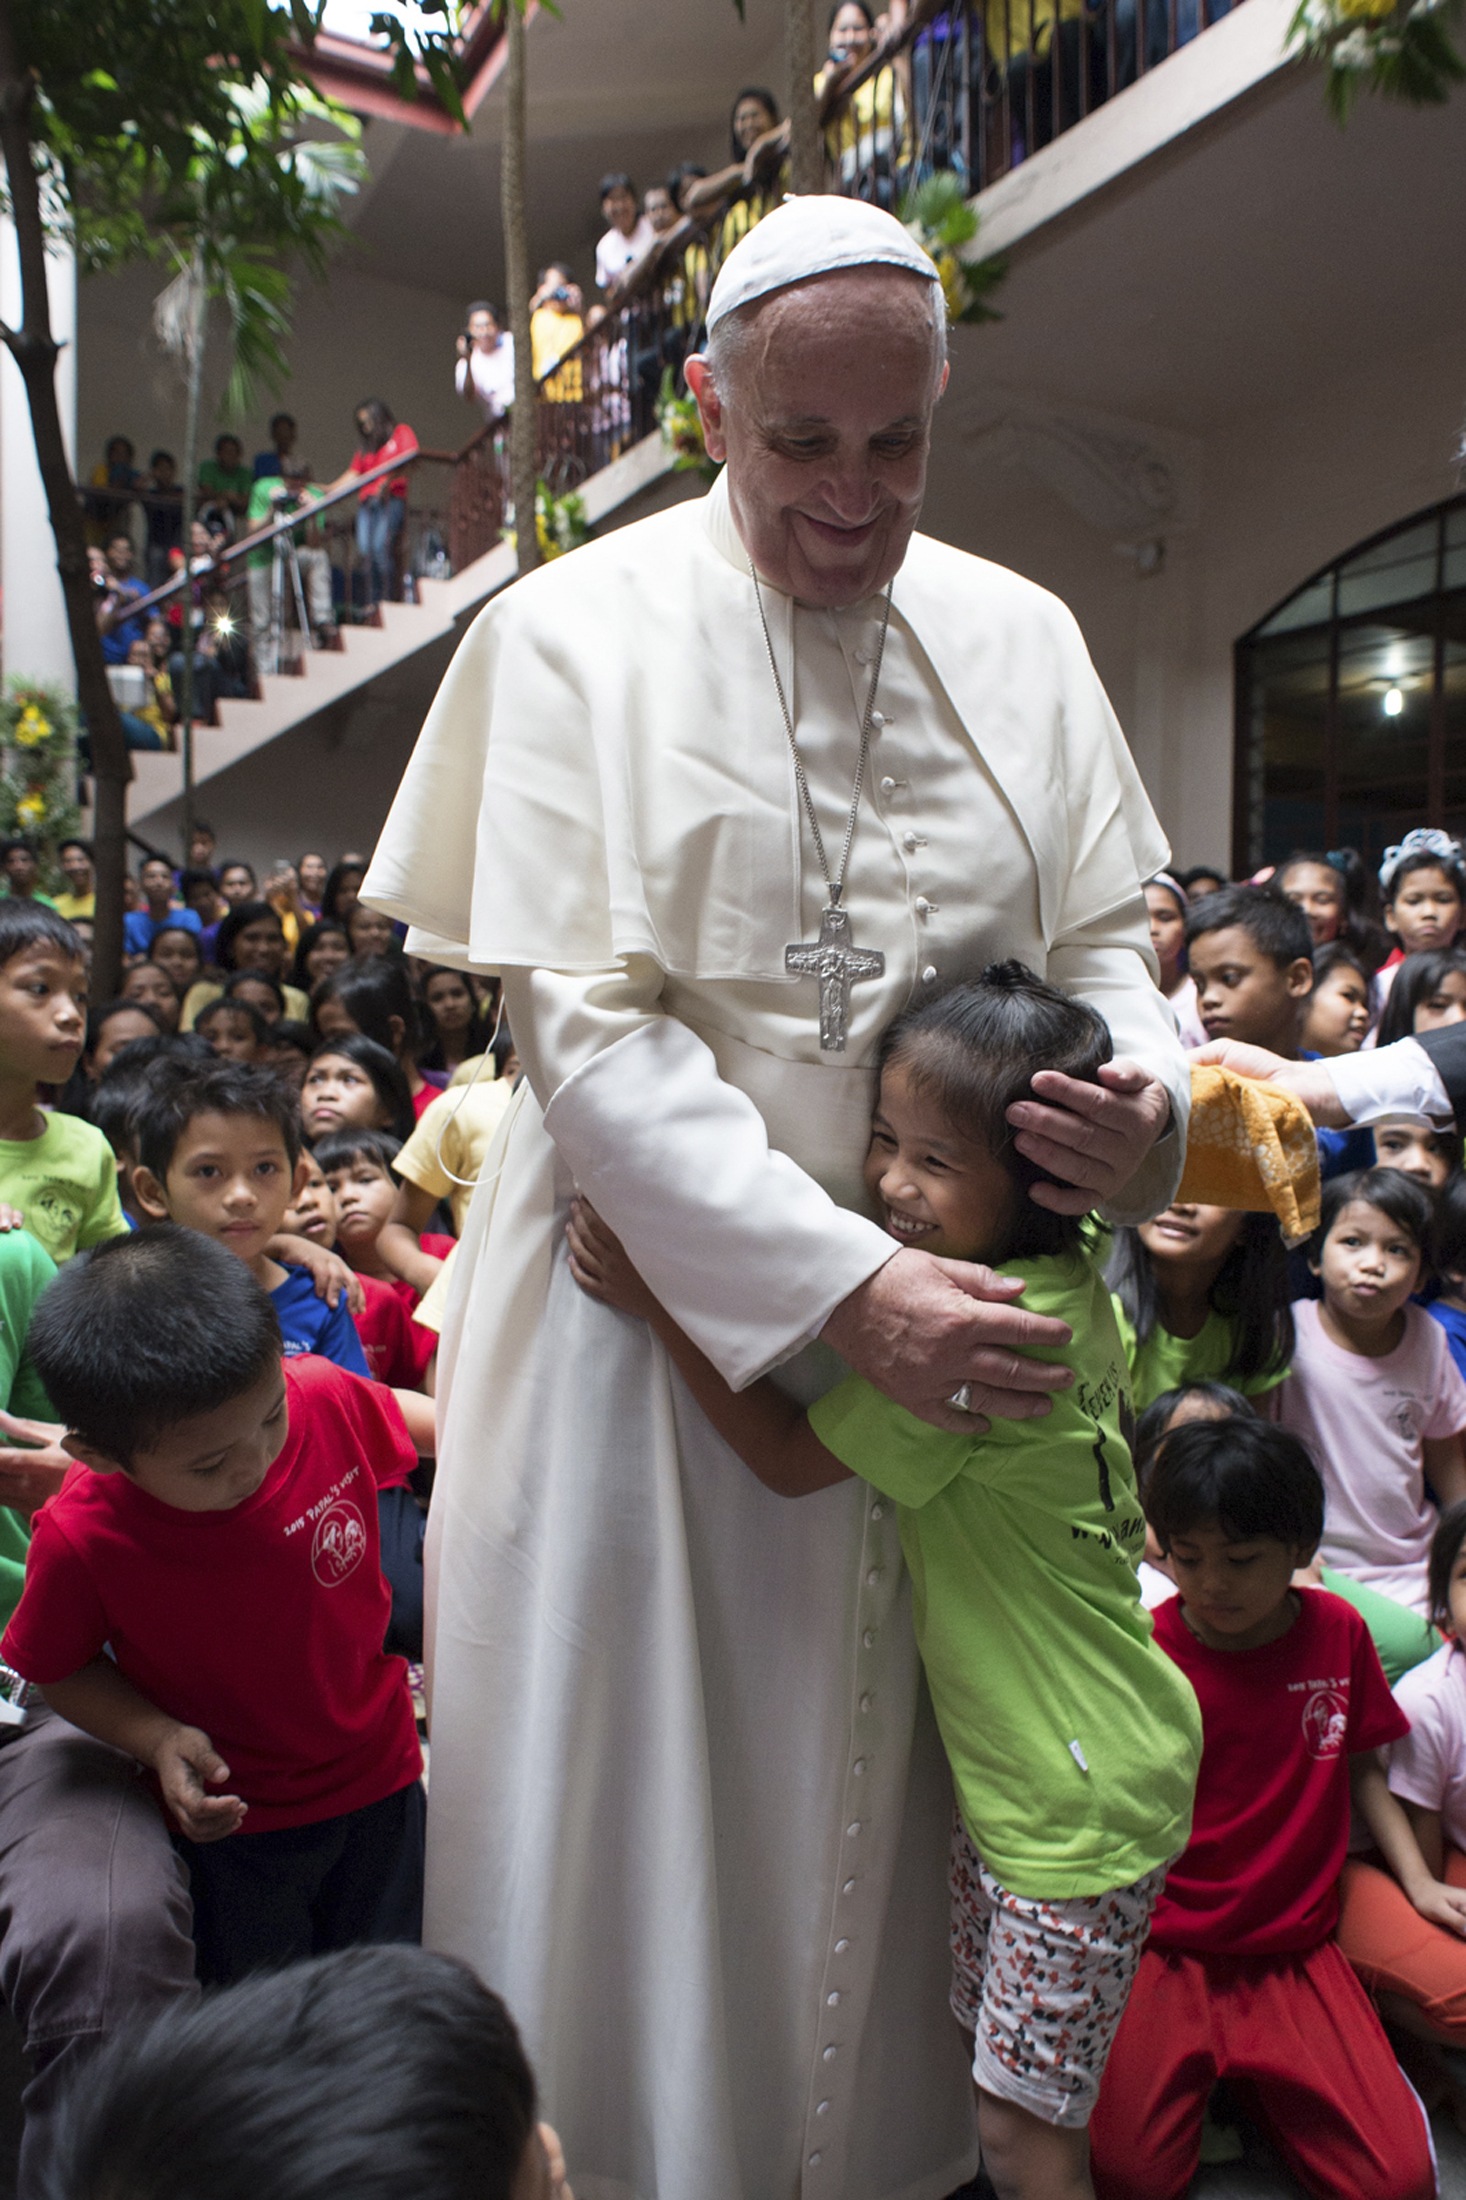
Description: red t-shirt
xmin=1 ymin=1357 xmax=422 ymax=1832
xmin=1149 ymin=1588 xmax=1407 ymax=1955
xmin=351 ymin=422 xmax=417 ymax=501
xmin=354 ymin=1272 xmax=436 ymax=1389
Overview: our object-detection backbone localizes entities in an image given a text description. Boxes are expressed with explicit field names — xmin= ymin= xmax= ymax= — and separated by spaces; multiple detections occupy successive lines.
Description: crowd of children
xmin=5 ymin=825 xmax=1466 ymax=2192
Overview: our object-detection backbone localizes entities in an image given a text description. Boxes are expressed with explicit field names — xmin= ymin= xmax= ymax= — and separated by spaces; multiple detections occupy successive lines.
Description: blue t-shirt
xmin=270 ymin=1265 xmax=370 ymax=1376
xmin=100 ymin=580 xmax=149 ymax=666
xmin=122 ymin=905 xmax=203 ymax=957
xmin=1427 ymin=1299 xmax=1466 ymax=1385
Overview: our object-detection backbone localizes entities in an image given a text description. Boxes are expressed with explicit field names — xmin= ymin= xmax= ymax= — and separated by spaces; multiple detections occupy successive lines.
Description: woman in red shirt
xmin=328 ymin=399 xmax=418 ymax=608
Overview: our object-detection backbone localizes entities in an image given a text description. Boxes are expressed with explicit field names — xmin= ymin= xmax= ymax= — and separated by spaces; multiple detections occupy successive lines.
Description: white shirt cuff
xmin=1325 ymin=1038 xmax=1454 ymax=1127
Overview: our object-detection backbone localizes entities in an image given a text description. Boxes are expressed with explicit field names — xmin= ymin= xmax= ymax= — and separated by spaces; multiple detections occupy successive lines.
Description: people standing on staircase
xmin=327 ymin=402 xmax=419 ymax=613
xmin=455 ymin=303 xmax=515 ymax=428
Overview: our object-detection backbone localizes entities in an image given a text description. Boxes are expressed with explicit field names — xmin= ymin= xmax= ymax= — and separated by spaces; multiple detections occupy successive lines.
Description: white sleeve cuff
xmin=1324 ymin=1038 xmax=1454 ymax=1127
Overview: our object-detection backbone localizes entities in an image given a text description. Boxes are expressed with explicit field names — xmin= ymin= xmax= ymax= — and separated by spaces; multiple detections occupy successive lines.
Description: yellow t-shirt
xmin=531 ymin=307 xmax=584 ymax=402
xmin=393 ymin=1059 xmax=513 ymax=1235
xmin=181 ymin=979 xmax=310 ymax=1029
xmin=52 ymin=892 xmax=96 ymax=922
xmin=0 ymin=1111 xmax=128 ymax=1264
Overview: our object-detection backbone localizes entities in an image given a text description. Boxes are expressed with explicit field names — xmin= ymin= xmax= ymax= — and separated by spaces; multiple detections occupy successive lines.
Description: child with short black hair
xmin=569 ymin=963 xmax=1202 ymax=2200
xmin=1184 ymin=884 xmax=1314 ymax=1055
xmin=129 ymin=1055 xmax=370 ymax=1375
xmin=1370 ymin=1113 xmax=1462 ymax=1189
xmin=49 ymin=1945 xmax=570 ymax=2200
xmin=0 ymin=1228 xmax=425 ymax=1986
xmin=1090 ymin=1415 xmax=1436 ymax=2200
xmin=1278 ymin=1165 xmax=1466 ymax=1614
xmin=283 ymin=1147 xmax=435 ymax=1390
xmin=194 ymin=995 xmax=268 ymax=1063
xmin=0 ymin=903 xmax=128 ymax=1262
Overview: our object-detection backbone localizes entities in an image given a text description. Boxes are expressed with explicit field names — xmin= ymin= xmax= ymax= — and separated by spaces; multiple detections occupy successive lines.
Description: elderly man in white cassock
xmin=364 ymin=197 xmax=1188 ymax=2200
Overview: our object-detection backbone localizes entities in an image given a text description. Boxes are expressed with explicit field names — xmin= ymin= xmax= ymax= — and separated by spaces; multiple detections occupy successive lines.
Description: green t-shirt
xmin=245 ymin=474 xmax=324 ymax=571
xmin=0 ymin=1230 xmax=58 ymax=1629
xmin=809 ymin=1250 xmax=1202 ymax=1899
xmin=1110 ymin=1298 xmax=1287 ymax=1413
xmin=198 ymin=457 xmax=253 ymax=505
xmin=0 ymin=1111 xmax=128 ymax=1266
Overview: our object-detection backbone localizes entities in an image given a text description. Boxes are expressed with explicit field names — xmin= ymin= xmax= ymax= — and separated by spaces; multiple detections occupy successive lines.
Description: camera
xmin=551 ymin=287 xmax=571 ymax=306
xmin=268 ymin=485 xmax=305 ymax=515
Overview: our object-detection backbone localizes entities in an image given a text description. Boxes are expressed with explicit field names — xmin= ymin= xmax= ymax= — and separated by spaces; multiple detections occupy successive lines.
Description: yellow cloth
xmin=393 ymin=1060 xmax=512 ymax=1236
xmin=1176 ymin=1065 xmax=1321 ymax=1248
xmin=531 ymin=307 xmax=583 ymax=403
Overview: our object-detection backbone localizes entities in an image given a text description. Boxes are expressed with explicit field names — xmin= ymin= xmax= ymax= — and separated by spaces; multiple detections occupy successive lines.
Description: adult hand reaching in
xmin=1005 ymin=1058 xmax=1172 ymax=1213
xmin=1189 ymin=1039 xmax=1348 ymax=1127
xmin=820 ymin=1248 xmax=1073 ymax=1434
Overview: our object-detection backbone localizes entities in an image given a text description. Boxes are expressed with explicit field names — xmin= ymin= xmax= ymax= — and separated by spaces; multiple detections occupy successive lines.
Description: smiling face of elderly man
xmin=684 ymin=265 xmax=949 ymax=610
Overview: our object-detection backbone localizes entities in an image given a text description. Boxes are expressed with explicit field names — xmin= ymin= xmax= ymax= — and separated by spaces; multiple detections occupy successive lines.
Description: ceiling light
xmin=1383 ymin=686 xmax=1405 ymax=717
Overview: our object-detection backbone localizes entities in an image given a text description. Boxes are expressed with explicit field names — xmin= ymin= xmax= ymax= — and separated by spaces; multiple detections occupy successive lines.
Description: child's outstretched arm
xmin=567 ymin=1198 xmax=850 ymax=1499
xmin=1351 ymin=1750 xmax=1466 ymax=1935
xmin=42 ymin=1656 xmax=247 ymax=1843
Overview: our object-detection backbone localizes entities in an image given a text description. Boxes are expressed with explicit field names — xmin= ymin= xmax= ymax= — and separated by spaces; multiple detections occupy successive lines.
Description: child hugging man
xmin=0 ymin=1228 xmax=425 ymax=1985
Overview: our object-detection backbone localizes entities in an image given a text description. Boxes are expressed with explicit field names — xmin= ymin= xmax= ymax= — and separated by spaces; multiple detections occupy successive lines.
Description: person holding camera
xmin=244 ymin=457 xmax=335 ymax=672
xmin=455 ymin=301 xmax=515 ymax=427
xmin=529 ymin=265 xmax=585 ymax=404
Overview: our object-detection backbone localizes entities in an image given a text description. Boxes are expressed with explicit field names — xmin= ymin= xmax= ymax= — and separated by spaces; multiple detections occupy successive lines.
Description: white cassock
xmin=364 ymin=471 xmax=1189 ymax=2200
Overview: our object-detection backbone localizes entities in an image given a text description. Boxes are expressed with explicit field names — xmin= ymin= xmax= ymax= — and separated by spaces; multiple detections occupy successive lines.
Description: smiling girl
xmin=567 ymin=963 xmax=1201 ymax=2200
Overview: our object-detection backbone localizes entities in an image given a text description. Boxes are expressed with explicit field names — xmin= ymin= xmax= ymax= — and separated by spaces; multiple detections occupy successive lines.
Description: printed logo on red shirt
xmin=1301 ymin=1681 xmax=1350 ymax=1760
xmin=311 ymin=1500 xmax=368 ymax=1586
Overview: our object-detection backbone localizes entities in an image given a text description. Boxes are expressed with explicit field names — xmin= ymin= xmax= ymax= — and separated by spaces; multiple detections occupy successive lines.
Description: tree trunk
xmin=501 ymin=0 xmax=540 ymax=578
xmin=0 ymin=0 xmax=132 ymax=998
xmin=786 ymin=0 xmax=824 ymax=194
xmin=176 ymin=246 xmax=205 ymax=866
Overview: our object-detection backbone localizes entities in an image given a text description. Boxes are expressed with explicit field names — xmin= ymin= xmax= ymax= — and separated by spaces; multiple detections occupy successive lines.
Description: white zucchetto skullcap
xmin=705 ymin=194 xmax=939 ymax=332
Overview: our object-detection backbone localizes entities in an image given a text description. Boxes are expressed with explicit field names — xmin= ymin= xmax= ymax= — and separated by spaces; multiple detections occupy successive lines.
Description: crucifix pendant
xmin=785 ymin=903 xmax=886 ymax=1054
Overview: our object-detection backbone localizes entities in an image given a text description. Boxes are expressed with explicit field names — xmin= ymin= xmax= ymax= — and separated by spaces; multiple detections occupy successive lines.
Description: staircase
xmin=125 ymin=432 xmax=674 ymax=833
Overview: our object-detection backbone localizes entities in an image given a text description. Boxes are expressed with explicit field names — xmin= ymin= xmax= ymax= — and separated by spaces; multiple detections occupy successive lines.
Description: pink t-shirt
xmin=1391 ymin=1641 xmax=1466 ymax=1849
xmin=1276 ymin=1299 xmax=1466 ymax=1612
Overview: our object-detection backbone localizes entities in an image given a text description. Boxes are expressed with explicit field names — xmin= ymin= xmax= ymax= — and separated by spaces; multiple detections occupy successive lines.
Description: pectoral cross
xmin=786 ymin=902 xmax=885 ymax=1054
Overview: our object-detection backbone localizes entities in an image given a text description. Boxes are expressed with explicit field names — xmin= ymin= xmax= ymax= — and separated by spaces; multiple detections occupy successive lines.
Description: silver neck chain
xmin=750 ymin=565 xmax=895 ymax=911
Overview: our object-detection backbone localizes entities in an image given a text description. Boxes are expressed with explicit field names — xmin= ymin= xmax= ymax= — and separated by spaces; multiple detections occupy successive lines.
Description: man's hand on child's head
xmin=566 ymin=1198 xmax=660 ymax=1321
xmin=1008 ymin=1059 xmax=1172 ymax=1212
xmin=151 ymin=1724 xmax=247 ymax=1843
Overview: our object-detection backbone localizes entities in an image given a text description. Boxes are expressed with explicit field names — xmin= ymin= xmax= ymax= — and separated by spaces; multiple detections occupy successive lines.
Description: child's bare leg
xmin=978 ymin=2088 xmax=1093 ymax=2200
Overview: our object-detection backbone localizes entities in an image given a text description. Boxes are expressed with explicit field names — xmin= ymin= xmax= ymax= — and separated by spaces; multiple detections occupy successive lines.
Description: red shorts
xmin=1088 ymin=1938 xmax=1435 ymax=2200
xmin=1338 ymin=1843 xmax=1466 ymax=2044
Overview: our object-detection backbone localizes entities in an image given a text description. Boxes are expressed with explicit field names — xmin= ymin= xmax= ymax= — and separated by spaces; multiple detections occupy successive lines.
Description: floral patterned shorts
xmin=948 ymin=1815 xmax=1166 ymax=2129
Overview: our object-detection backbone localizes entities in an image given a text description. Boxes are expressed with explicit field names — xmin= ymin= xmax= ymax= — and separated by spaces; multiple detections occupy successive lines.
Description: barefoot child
xmin=569 ymin=965 xmax=1201 ymax=2200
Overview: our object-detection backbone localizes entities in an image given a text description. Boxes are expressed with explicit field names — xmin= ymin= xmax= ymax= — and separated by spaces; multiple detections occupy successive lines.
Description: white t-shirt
xmin=1277 ymin=1298 xmax=1466 ymax=1612
xmin=1392 ymin=1641 xmax=1466 ymax=1850
xmin=455 ymin=335 xmax=516 ymax=424
xmin=595 ymin=216 xmax=654 ymax=293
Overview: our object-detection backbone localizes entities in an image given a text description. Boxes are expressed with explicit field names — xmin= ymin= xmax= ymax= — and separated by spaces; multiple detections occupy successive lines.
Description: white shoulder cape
xmin=364 ymin=473 xmax=1167 ymax=979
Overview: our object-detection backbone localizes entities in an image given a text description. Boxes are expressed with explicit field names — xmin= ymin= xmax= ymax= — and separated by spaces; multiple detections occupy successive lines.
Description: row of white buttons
xmin=807 ymin=1500 xmax=894 ymax=2179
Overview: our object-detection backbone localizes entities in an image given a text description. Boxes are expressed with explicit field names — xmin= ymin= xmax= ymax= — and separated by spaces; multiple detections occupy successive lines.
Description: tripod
xmin=266 ymin=522 xmax=316 ymax=677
